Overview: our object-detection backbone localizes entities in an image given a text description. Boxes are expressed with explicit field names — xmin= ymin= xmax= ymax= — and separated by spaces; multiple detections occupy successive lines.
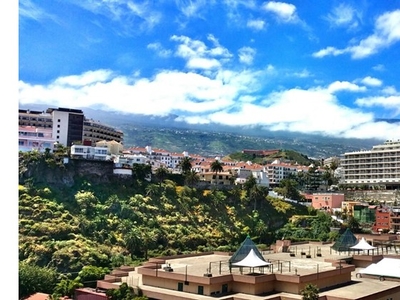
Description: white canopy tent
xmin=359 ymin=258 xmax=400 ymax=279
xmin=350 ymin=237 xmax=377 ymax=254
xmin=232 ymin=249 xmax=272 ymax=268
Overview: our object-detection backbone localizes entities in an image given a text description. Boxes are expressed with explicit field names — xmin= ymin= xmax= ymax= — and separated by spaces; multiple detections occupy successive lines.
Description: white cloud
xmin=19 ymin=0 xmax=55 ymax=22
xmin=247 ymin=19 xmax=266 ymax=30
xmin=372 ymin=64 xmax=385 ymax=71
xmin=312 ymin=46 xmax=345 ymax=58
xmin=175 ymin=0 xmax=210 ymax=18
xmin=313 ymin=9 xmax=400 ymax=59
xmin=325 ymin=3 xmax=361 ymax=29
xmin=292 ymin=69 xmax=311 ymax=78
xmin=171 ymin=34 xmax=232 ymax=70
xmin=262 ymin=1 xmax=298 ymax=22
xmin=68 ymin=0 xmax=162 ymax=33
xmin=147 ymin=42 xmax=172 ymax=57
xmin=355 ymin=96 xmax=400 ymax=116
xmin=327 ymin=81 xmax=366 ymax=93
xmin=360 ymin=76 xmax=382 ymax=87
xmin=238 ymin=47 xmax=256 ymax=65
xmin=381 ymin=86 xmax=398 ymax=95
xmin=19 ymin=68 xmax=400 ymax=140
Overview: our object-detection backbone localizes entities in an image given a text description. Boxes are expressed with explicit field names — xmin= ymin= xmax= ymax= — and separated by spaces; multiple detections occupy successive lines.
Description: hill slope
xmin=18 ymin=151 xmax=309 ymax=273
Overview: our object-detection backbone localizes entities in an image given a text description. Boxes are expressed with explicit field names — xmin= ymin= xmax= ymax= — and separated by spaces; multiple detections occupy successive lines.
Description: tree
xmin=178 ymin=157 xmax=192 ymax=175
xmin=300 ymin=283 xmax=319 ymax=300
xmin=75 ymin=265 xmax=110 ymax=287
xmin=106 ymin=282 xmax=134 ymax=300
xmin=19 ymin=262 xmax=59 ymax=300
xmin=210 ymin=159 xmax=224 ymax=185
xmin=154 ymin=166 xmax=169 ymax=185
xmin=51 ymin=279 xmax=83 ymax=299
xmin=185 ymin=170 xmax=200 ymax=187
xmin=132 ymin=163 xmax=152 ymax=181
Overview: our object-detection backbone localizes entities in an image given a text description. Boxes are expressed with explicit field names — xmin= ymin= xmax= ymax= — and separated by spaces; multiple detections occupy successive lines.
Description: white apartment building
xmin=70 ymin=145 xmax=108 ymax=160
xmin=266 ymin=159 xmax=298 ymax=186
xmin=340 ymin=139 xmax=400 ymax=188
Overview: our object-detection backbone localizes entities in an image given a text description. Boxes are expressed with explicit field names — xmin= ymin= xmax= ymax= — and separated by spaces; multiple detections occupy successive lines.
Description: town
xmin=19 ymin=107 xmax=400 ymax=300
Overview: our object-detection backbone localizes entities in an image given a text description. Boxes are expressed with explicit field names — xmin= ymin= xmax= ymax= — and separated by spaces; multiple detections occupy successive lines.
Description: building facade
xmin=19 ymin=108 xmax=123 ymax=147
xmin=340 ymin=139 xmax=400 ymax=189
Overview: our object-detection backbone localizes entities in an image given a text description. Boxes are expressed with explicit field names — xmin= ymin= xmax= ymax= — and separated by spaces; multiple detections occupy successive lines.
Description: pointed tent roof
xmin=350 ymin=237 xmax=377 ymax=250
xmin=229 ymin=235 xmax=264 ymax=264
xmin=331 ymin=228 xmax=358 ymax=252
xmin=232 ymin=249 xmax=271 ymax=267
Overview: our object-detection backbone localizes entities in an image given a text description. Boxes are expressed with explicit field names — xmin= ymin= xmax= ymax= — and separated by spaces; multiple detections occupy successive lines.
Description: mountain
xmin=18 ymin=104 xmax=383 ymax=158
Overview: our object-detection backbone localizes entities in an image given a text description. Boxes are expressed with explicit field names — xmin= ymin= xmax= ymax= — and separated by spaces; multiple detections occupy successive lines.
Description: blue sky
xmin=18 ymin=0 xmax=400 ymax=140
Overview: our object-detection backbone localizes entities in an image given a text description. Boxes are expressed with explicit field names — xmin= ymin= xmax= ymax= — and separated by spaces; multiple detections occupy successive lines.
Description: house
xmin=311 ymin=193 xmax=345 ymax=211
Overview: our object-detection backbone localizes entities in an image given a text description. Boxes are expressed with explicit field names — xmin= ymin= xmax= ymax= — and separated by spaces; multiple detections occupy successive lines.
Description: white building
xmin=70 ymin=145 xmax=108 ymax=160
xmin=340 ymin=139 xmax=400 ymax=188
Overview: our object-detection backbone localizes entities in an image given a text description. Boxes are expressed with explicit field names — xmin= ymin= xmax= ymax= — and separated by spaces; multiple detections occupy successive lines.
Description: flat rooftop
xmin=118 ymin=242 xmax=400 ymax=300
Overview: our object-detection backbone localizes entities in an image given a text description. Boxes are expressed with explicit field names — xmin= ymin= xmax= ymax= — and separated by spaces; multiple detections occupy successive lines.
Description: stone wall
xmin=344 ymin=190 xmax=400 ymax=203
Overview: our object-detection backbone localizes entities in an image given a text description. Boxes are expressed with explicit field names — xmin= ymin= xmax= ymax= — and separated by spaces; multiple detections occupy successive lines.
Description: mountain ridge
xmin=19 ymin=104 xmax=385 ymax=158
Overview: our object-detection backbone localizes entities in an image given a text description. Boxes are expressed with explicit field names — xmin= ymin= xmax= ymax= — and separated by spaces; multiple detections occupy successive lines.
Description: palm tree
xmin=185 ymin=170 xmax=200 ymax=187
xmin=210 ymin=159 xmax=223 ymax=185
xmin=155 ymin=166 xmax=169 ymax=186
xmin=178 ymin=157 xmax=192 ymax=175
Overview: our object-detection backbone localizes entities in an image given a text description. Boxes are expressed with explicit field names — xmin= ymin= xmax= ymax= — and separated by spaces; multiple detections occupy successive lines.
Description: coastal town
xmin=19 ymin=107 xmax=400 ymax=300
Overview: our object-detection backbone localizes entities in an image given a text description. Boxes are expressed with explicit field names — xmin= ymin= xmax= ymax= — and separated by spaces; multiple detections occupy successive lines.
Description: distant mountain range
xmin=19 ymin=104 xmax=389 ymax=158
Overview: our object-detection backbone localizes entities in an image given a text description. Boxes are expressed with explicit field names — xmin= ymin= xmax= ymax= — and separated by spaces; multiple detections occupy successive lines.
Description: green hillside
xmin=18 ymin=151 xmax=309 ymax=274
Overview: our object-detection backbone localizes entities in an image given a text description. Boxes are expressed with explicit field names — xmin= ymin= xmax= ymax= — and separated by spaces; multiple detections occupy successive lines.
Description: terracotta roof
xmin=27 ymin=293 xmax=50 ymax=300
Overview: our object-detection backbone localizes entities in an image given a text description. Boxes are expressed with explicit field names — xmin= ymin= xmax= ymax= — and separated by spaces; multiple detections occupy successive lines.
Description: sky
xmin=18 ymin=0 xmax=400 ymax=140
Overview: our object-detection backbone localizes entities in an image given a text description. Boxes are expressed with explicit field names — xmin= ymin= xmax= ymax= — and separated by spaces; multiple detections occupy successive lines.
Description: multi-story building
xmin=340 ymin=139 xmax=400 ymax=189
xmin=48 ymin=107 xmax=84 ymax=146
xmin=265 ymin=159 xmax=298 ymax=187
xmin=19 ymin=107 xmax=123 ymax=147
xmin=372 ymin=206 xmax=392 ymax=232
xmin=83 ymin=119 xmax=124 ymax=146
xmin=18 ymin=109 xmax=53 ymax=128
xmin=18 ymin=126 xmax=55 ymax=153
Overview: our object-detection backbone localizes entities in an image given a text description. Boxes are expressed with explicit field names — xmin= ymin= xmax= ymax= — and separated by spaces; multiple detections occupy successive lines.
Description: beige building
xmin=86 ymin=238 xmax=400 ymax=300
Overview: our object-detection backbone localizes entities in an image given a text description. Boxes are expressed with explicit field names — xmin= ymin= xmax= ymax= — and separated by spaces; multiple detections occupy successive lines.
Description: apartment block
xmin=19 ymin=107 xmax=124 ymax=147
xmin=340 ymin=139 xmax=400 ymax=189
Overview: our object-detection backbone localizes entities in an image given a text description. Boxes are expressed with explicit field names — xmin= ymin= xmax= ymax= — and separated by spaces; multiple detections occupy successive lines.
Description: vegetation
xmin=18 ymin=150 xmax=344 ymax=298
xmin=300 ymin=283 xmax=319 ymax=300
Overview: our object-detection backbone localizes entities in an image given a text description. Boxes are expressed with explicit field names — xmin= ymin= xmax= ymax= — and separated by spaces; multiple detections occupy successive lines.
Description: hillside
xmin=18 ymin=151 xmax=310 ymax=274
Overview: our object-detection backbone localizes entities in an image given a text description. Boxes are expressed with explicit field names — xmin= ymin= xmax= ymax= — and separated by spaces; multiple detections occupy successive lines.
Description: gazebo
xmin=229 ymin=236 xmax=271 ymax=274
xmin=350 ymin=237 xmax=377 ymax=255
xmin=231 ymin=249 xmax=272 ymax=273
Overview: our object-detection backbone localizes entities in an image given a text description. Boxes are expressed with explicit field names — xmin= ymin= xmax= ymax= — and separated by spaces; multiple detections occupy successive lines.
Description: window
xmin=198 ymin=286 xmax=204 ymax=295
xmin=222 ymin=284 xmax=228 ymax=293
xmin=57 ymin=125 xmax=60 ymax=128
xmin=178 ymin=282 xmax=183 ymax=291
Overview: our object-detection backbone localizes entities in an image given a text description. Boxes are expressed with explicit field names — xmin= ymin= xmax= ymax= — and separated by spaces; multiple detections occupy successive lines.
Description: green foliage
xmin=300 ymin=283 xmax=319 ymax=300
xmin=19 ymin=151 xmax=313 ymax=276
xmin=19 ymin=261 xmax=59 ymax=299
xmin=75 ymin=265 xmax=110 ymax=287
xmin=51 ymin=279 xmax=83 ymax=299
xmin=106 ymin=282 xmax=148 ymax=300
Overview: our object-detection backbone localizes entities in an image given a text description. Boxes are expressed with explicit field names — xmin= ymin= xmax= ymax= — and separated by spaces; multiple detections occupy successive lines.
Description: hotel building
xmin=340 ymin=139 xmax=400 ymax=189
